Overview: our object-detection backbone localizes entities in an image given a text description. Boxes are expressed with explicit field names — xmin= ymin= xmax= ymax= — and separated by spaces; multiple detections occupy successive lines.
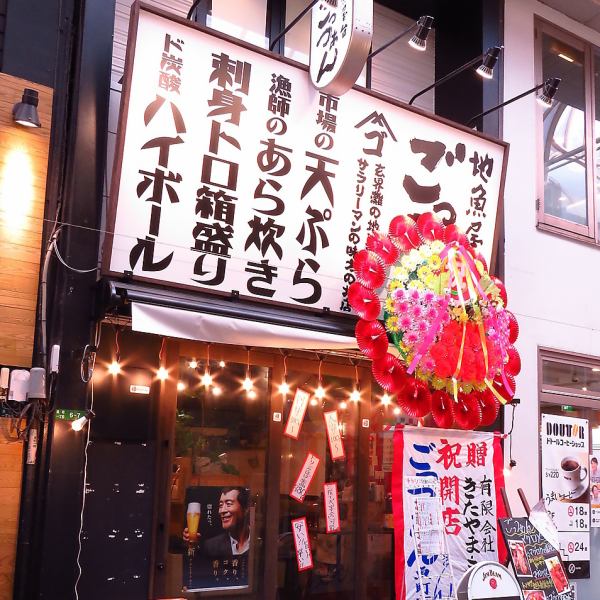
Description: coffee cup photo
xmin=560 ymin=456 xmax=588 ymax=494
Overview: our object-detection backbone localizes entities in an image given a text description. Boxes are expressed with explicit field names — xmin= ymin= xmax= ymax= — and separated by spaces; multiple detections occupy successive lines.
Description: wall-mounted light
xmin=13 ymin=89 xmax=41 ymax=128
xmin=476 ymin=46 xmax=502 ymax=79
xmin=368 ymin=15 xmax=434 ymax=60
xmin=71 ymin=410 xmax=95 ymax=432
xmin=467 ymin=76 xmax=561 ymax=129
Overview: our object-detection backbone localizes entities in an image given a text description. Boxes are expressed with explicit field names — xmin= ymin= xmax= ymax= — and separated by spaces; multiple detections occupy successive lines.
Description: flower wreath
xmin=349 ymin=212 xmax=520 ymax=430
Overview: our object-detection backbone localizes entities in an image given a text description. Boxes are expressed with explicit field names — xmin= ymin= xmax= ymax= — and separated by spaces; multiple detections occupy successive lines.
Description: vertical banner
xmin=589 ymin=452 xmax=600 ymax=527
xmin=323 ymin=410 xmax=345 ymax=460
xmin=392 ymin=426 xmax=507 ymax=600
xmin=541 ymin=414 xmax=590 ymax=578
xmin=290 ymin=453 xmax=320 ymax=502
xmin=284 ymin=388 xmax=311 ymax=439
xmin=323 ymin=482 xmax=341 ymax=533
xmin=291 ymin=517 xmax=313 ymax=571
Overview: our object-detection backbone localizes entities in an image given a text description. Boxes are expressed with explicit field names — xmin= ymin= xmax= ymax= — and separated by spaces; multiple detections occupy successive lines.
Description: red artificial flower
xmin=366 ymin=231 xmax=399 ymax=266
xmin=506 ymin=311 xmax=519 ymax=344
xmin=431 ymin=390 xmax=455 ymax=428
xmin=355 ymin=319 xmax=389 ymax=360
xmin=348 ymin=282 xmax=381 ymax=321
xmin=388 ymin=215 xmax=420 ymax=251
xmin=505 ymin=344 xmax=521 ymax=376
xmin=353 ymin=249 xmax=386 ymax=290
xmin=479 ymin=389 xmax=500 ymax=426
xmin=492 ymin=373 xmax=516 ymax=403
xmin=398 ymin=378 xmax=432 ymax=418
xmin=372 ymin=353 xmax=405 ymax=392
xmin=417 ymin=212 xmax=445 ymax=241
xmin=453 ymin=393 xmax=483 ymax=430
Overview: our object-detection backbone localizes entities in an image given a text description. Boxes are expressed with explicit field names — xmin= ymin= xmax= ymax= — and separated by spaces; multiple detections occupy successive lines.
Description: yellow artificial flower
xmin=417 ymin=265 xmax=432 ymax=281
xmin=385 ymin=297 xmax=396 ymax=313
xmin=431 ymin=240 xmax=445 ymax=253
xmin=461 ymin=383 xmax=473 ymax=394
xmin=386 ymin=315 xmax=400 ymax=333
xmin=419 ymin=244 xmax=433 ymax=259
xmin=391 ymin=266 xmax=409 ymax=281
xmin=389 ymin=279 xmax=402 ymax=291
xmin=408 ymin=279 xmax=424 ymax=291
xmin=428 ymin=254 xmax=442 ymax=270
xmin=432 ymin=376 xmax=446 ymax=390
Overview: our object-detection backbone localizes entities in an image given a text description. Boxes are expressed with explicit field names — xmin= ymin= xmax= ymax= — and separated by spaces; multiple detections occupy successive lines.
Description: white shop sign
xmin=105 ymin=4 xmax=507 ymax=315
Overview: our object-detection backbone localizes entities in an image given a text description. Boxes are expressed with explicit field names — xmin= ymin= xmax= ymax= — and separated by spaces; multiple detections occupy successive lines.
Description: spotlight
xmin=177 ymin=381 xmax=186 ymax=391
xmin=408 ymin=15 xmax=434 ymax=52
xmin=476 ymin=46 xmax=502 ymax=79
xmin=12 ymin=89 xmax=41 ymax=128
xmin=108 ymin=361 xmax=121 ymax=376
xmin=537 ymin=77 xmax=561 ymax=107
xmin=157 ymin=366 xmax=168 ymax=381
xmin=189 ymin=360 xmax=198 ymax=369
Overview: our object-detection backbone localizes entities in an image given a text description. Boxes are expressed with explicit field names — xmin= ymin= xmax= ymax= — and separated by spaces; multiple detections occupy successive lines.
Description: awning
xmin=131 ymin=303 xmax=357 ymax=349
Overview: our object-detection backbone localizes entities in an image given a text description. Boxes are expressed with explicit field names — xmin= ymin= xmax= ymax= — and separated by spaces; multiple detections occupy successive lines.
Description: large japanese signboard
xmin=541 ymin=414 xmax=590 ymax=579
xmin=392 ymin=426 xmax=507 ymax=600
xmin=105 ymin=3 xmax=508 ymax=315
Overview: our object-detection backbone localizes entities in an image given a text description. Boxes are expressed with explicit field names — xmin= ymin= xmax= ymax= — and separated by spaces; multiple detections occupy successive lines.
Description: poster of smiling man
xmin=182 ymin=486 xmax=253 ymax=592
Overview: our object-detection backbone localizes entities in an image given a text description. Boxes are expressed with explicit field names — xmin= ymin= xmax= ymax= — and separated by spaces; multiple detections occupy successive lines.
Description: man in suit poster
xmin=182 ymin=486 xmax=251 ymax=592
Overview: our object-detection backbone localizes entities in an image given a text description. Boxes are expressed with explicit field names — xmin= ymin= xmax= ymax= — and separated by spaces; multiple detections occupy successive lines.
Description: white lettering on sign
xmin=324 ymin=482 xmax=341 ymax=533
xmin=309 ymin=0 xmax=373 ymax=95
xmin=106 ymin=6 xmax=507 ymax=315
xmin=290 ymin=452 xmax=320 ymax=502
xmin=291 ymin=516 xmax=313 ymax=571
xmin=324 ymin=410 xmax=345 ymax=460
xmin=284 ymin=388 xmax=311 ymax=439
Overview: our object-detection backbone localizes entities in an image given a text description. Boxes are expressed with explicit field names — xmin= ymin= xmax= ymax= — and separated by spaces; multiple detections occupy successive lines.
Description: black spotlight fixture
xmin=409 ymin=46 xmax=503 ymax=106
xmin=467 ymin=76 xmax=561 ymax=129
xmin=12 ymin=88 xmax=41 ymax=128
xmin=476 ymin=46 xmax=502 ymax=79
xmin=368 ymin=15 xmax=434 ymax=61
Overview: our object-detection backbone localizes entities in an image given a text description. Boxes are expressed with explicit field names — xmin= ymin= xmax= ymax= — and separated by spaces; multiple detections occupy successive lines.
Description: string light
xmin=310 ymin=397 xmax=319 ymax=406
xmin=381 ymin=393 xmax=391 ymax=406
xmin=243 ymin=347 xmax=255 ymax=397
xmin=350 ymin=362 xmax=360 ymax=402
xmin=177 ymin=381 xmax=186 ymax=391
xmin=393 ymin=406 xmax=401 ymax=416
xmin=212 ymin=385 xmax=222 ymax=396
xmin=339 ymin=401 xmax=348 ymax=410
xmin=108 ymin=326 xmax=121 ymax=375
xmin=314 ymin=356 xmax=325 ymax=399
xmin=279 ymin=352 xmax=290 ymax=396
xmin=157 ymin=366 xmax=168 ymax=381
xmin=202 ymin=343 xmax=213 ymax=388
xmin=189 ymin=359 xmax=198 ymax=369
xmin=219 ymin=360 xmax=226 ymax=368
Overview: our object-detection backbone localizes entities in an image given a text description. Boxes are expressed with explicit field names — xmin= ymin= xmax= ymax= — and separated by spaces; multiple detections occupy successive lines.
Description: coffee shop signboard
xmin=104 ymin=3 xmax=508 ymax=316
xmin=541 ymin=414 xmax=590 ymax=579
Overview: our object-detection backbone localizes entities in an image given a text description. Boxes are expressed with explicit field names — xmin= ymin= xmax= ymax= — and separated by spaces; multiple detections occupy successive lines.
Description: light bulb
xmin=350 ymin=389 xmax=361 ymax=402
xmin=189 ymin=360 xmax=198 ymax=369
xmin=242 ymin=376 xmax=253 ymax=392
xmin=201 ymin=371 xmax=212 ymax=387
xmin=247 ymin=389 xmax=257 ymax=400
xmin=381 ymin=393 xmax=391 ymax=406
xmin=108 ymin=361 xmax=120 ymax=376
xmin=393 ymin=406 xmax=401 ymax=416
xmin=212 ymin=385 xmax=222 ymax=396
xmin=315 ymin=385 xmax=325 ymax=399
xmin=310 ymin=397 xmax=318 ymax=406
xmin=219 ymin=360 xmax=226 ymax=368
xmin=71 ymin=416 xmax=88 ymax=431
xmin=279 ymin=381 xmax=290 ymax=395
xmin=339 ymin=401 xmax=348 ymax=410
xmin=157 ymin=366 xmax=168 ymax=381
xmin=177 ymin=381 xmax=186 ymax=391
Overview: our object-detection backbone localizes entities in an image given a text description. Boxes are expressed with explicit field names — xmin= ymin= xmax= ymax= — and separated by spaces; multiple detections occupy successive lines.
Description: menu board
xmin=499 ymin=517 xmax=574 ymax=600
xmin=541 ymin=414 xmax=590 ymax=578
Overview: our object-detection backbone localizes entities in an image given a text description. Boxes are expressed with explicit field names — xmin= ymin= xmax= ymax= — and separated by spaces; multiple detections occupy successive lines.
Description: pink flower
xmin=398 ymin=301 xmax=409 ymax=312
xmin=424 ymin=291 xmax=435 ymax=303
xmin=405 ymin=332 xmax=419 ymax=345
xmin=413 ymin=305 xmax=423 ymax=319
xmin=394 ymin=289 xmax=406 ymax=300
xmin=422 ymin=357 xmax=435 ymax=372
xmin=426 ymin=308 xmax=438 ymax=320
xmin=410 ymin=289 xmax=420 ymax=301
xmin=400 ymin=316 xmax=412 ymax=329
xmin=417 ymin=320 xmax=429 ymax=333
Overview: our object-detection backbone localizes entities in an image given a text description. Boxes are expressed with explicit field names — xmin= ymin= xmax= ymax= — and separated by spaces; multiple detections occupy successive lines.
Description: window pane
xmin=542 ymin=359 xmax=600 ymax=396
xmin=278 ymin=371 xmax=358 ymax=599
xmin=208 ymin=0 xmax=268 ymax=48
xmin=165 ymin=357 xmax=269 ymax=597
xmin=541 ymin=34 xmax=588 ymax=226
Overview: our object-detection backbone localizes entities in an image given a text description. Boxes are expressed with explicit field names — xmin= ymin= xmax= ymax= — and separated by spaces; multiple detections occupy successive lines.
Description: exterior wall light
xmin=12 ymin=88 xmax=41 ymax=128
xmin=368 ymin=15 xmax=434 ymax=60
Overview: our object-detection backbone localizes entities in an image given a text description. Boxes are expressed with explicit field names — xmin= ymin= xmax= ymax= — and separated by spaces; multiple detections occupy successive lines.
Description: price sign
xmin=324 ymin=410 xmax=345 ymax=461
xmin=284 ymin=388 xmax=311 ymax=439
xmin=290 ymin=453 xmax=320 ymax=502
xmin=323 ymin=482 xmax=341 ymax=533
xmin=291 ymin=517 xmax=313 ymax=571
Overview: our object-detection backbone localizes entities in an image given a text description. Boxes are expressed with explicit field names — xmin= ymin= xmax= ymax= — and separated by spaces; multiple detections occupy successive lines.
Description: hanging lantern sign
xmin=309 ymin=0 xmax=373 ymax=95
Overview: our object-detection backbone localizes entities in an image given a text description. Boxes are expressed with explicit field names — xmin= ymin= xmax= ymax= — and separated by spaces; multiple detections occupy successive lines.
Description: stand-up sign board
xmin=104 ymin=3 xmax=508 ymax=315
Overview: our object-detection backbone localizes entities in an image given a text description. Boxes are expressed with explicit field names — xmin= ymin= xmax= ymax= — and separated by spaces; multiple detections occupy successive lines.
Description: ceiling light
xmin=592 ymin=368 xmax=600 ymax=373
xmin=12 ymin=89 xmax=41 ymax=128
xmin=557 ymin=53 xmax=574 ymax=63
